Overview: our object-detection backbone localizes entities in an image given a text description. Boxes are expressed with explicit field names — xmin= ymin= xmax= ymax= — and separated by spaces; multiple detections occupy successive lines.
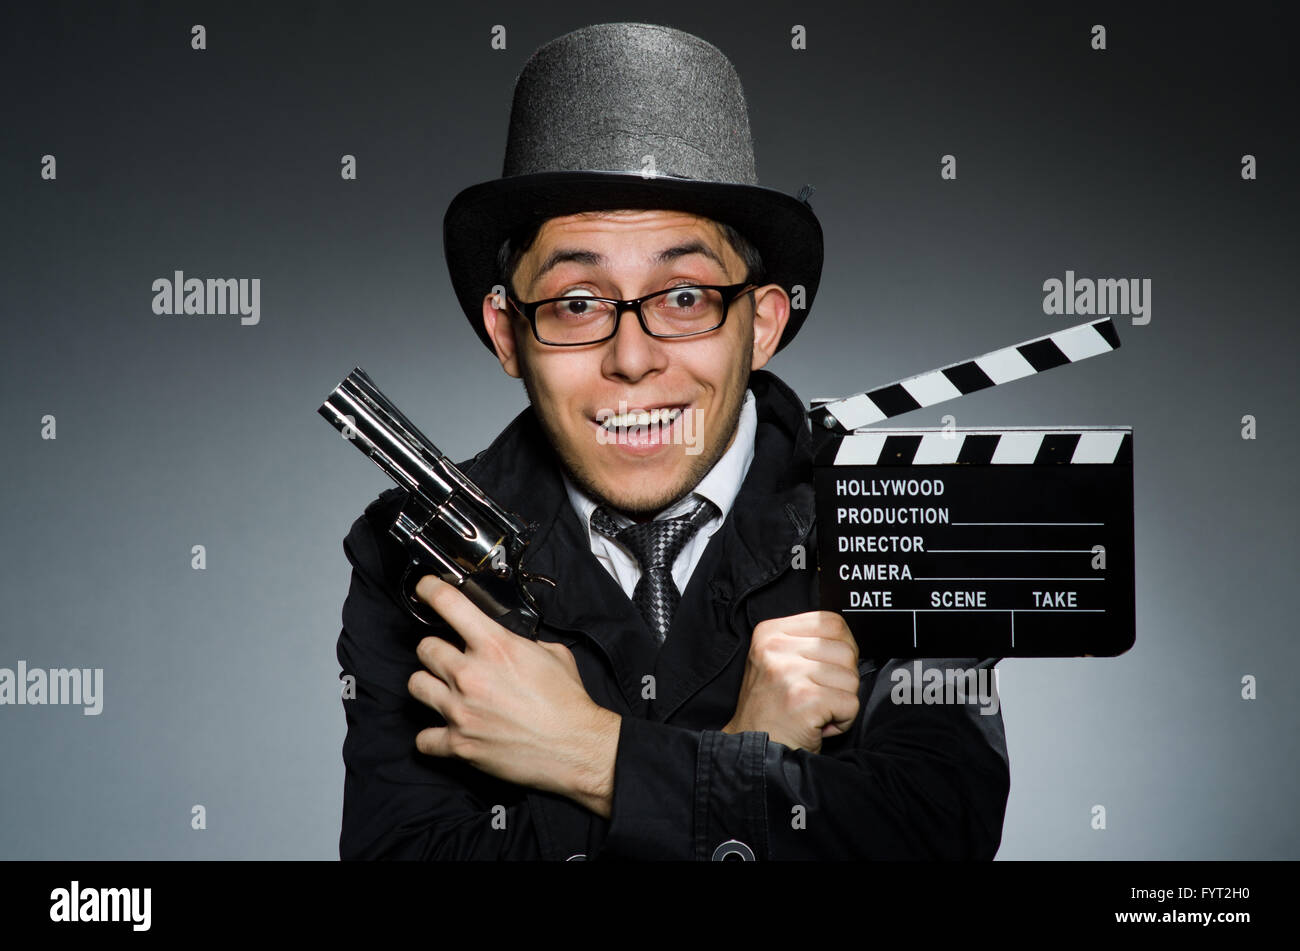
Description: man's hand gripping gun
xmin=319 ymin=368 xmax=555 ymax=639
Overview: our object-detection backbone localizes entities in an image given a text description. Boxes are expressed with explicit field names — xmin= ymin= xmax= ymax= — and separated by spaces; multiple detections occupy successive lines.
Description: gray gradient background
xmin=2 ymin=1 xmax=1296 ymax=859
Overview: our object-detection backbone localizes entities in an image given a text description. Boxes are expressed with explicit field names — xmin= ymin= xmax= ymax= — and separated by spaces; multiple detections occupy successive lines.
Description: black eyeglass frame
xmin=505 ymin=281 xmax=759 ymax=347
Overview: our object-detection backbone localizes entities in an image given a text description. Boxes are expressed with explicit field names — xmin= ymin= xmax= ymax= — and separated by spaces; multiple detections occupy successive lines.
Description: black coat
xmin=336 ymin=369 xmax=1011 ymax=860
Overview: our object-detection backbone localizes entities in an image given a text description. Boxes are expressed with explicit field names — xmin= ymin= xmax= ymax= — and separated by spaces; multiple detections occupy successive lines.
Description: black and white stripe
xmin=811 ymin=318 xmax=1121 ymax=433
xmin=828 ymin=427 xmax=1133 ymax=465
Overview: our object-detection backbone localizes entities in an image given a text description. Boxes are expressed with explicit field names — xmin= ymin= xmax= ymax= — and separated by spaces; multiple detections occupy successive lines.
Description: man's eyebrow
xmin=533 ymin=248 xmax=604 ymax=282
xmin=532 ymin=241 xmax=727 ymax=284
xmin=653 ymin=241 xmax=726 ymax=271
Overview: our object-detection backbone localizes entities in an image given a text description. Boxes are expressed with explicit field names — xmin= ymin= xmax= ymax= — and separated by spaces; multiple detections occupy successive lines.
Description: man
xmin=336 ymin=22 xmax=1010 ymax=860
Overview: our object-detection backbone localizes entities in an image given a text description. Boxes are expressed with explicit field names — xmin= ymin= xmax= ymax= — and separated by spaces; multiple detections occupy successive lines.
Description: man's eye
xmin=557 ymin=290 xmax=595 ymax=309
xmin=551 ymin=290 xmax=607 ymax=319
xmin=666 ymin=288 xmax=702 ymax=308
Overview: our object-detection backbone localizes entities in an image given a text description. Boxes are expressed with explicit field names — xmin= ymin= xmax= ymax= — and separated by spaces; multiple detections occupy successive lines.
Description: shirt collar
xmin=563 ymin=388 xmax=757 ymax=531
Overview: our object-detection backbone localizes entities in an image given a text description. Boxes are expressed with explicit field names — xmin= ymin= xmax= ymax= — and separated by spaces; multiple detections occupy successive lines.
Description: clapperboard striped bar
xmin=811 ymin=318 xmax=1121 ymax=432
xmin=828 ymin=427 xmax=1133 ymax=467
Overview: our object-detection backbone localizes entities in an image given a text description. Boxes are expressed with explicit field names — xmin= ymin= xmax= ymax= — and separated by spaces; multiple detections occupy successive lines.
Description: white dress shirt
xmin=562 ymin=389 xmax=757 ymax=600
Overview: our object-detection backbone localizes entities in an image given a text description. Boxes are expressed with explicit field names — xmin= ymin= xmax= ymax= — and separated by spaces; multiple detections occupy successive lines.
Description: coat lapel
xmin=523 ymin=501 xmax=661 ymax=714
xmin=651 ymin=458 xmax=817 ymax=722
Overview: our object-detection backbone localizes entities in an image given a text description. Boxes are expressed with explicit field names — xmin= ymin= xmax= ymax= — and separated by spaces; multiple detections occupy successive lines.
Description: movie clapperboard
xmin=809 ymin=318 xmax=1135 ymax=658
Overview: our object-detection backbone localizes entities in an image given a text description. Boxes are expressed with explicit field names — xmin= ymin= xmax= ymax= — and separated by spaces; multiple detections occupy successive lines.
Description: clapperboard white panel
xmin=809 ymin=318 xmax=1134 ymax=658
xmin=814 ymin=427 xmax=1135 ymax=658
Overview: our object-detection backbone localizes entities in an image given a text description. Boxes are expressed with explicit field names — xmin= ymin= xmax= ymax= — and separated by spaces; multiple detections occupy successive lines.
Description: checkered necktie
xmin=590 ymin=498 xmax=718 ymax=643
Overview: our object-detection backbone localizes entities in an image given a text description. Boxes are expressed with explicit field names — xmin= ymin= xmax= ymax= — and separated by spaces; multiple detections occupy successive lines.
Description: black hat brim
xmin=443 ymin=170 xmax=823 ymax=355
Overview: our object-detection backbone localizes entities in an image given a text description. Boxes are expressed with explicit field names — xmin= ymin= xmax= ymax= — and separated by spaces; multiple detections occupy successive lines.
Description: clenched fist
xmin=721 ymin=611 xmax=860 ymax=753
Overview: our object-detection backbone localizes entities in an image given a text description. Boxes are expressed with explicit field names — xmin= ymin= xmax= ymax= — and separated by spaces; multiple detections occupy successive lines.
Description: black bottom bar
xmin=4 ymin=860 xmax=1280 ymax=938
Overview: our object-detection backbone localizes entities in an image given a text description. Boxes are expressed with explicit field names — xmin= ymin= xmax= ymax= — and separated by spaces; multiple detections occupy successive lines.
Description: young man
xmin=336 ymin=22 xmax=1010 ymax=860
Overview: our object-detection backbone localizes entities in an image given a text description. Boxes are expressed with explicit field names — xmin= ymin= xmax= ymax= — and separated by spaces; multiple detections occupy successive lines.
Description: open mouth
xmin=594 ymin=405 xmax=686 ymax=432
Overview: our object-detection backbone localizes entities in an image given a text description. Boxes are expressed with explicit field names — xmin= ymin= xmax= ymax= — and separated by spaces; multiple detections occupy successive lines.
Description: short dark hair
xmin=495 ymin=214 xmax=764 ymax=300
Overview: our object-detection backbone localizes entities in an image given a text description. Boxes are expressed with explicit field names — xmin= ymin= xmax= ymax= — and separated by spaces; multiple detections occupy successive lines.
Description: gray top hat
xmin=443 ymin=22 xmax=823 ymax=354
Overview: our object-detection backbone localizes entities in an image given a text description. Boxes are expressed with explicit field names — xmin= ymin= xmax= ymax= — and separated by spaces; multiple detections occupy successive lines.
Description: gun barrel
xmin=320 ymin=364 xmax=533 ymax=573
xmin=319 ymin=368 xmax=458 ymax=500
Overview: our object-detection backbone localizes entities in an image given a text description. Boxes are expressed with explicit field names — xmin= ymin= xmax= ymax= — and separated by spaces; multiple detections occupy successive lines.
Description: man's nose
xmin=602 ymin=304 xmax=666 ymax=380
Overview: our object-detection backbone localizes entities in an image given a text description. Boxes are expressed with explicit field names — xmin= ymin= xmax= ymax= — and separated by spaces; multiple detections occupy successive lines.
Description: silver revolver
xmin=319 ymin=368 xmax=555 ymax=638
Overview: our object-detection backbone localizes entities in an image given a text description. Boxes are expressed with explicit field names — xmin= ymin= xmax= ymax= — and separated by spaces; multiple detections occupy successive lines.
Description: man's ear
xmin=483 ymin=291 xmax=522 ymax=378
xmin=749 ymin=284 xmax=791 ymax=371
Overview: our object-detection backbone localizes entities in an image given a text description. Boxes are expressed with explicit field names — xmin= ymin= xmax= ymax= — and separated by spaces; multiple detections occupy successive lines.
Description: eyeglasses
xmin=506 ymin=282 xmax=758 ymax=346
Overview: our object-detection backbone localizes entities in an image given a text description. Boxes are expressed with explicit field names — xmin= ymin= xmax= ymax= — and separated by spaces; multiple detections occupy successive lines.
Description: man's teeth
xmin=599 ymin=407 xmax=683 ymax=429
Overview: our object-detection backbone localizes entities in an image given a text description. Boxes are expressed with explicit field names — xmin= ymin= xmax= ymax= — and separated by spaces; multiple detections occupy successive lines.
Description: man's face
xmin=482 ymin=209 xmax=789 ymax=518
